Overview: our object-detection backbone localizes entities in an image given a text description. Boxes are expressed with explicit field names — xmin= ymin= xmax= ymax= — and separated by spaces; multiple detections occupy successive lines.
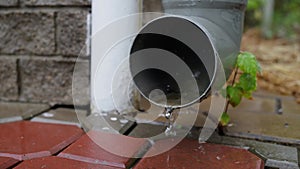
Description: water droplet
xmin=165 ymin=112 xmax=172 ymax=119
xmin=165 ymin=107 xmax=174 ymax=119
xmin=110 ymin=117 xmax=118 ymax=121
xmin=119 ymin=119 xmax=129 ymax=124
xmin=166 ymin=85 xmax=171 ymax=92
xmin=100 ymin=112 xmax=108 ymax=116
xmin=192 ymin=71 xmax=201 ymax=78
xmin=165 ymin=125 xmax=177 ymax=136
xmin=42 ymin=112 xmax=54 ymax=117
xmin=227 ymin=123 xmax=234 ymax=127
xmin=102 ymin=127 xmax=110 ymax=131
xmin=164 ymin=107 xmax=177 ymax=136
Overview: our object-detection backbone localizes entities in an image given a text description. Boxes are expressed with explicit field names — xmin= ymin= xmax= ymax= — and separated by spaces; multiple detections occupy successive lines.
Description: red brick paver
xmin=59 ymin=131 xmax=149 ymax=168
xmin=14 ymin=156 xmax=118 ymax=169
xmin=0 ymin=121 xmax=83 ymax=160
xmin=0 ymin=157 xmax=19 ymax=169
xmin=134 ymin=139 xmax=264 ymax=169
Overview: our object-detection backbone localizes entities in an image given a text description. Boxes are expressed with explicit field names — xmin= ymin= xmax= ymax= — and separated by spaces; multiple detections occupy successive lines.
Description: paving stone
xmin=81 ymin=113 xmax=136 ymax=134
xmin=58 ymin=131 xmax=150 ymax=168
xmin=282 ymin=99 xmax=300 ymax=116
xmin=265 ymin=160 xmax=299 ymax=169
xmin=0 ymin=102 xmax=49 ymax=123
xmin=134 ymin=139 xmax=264 ymax=169
xmin=0 ymin=121 xmax=83 ymax=160
xmin=14 ymin=156 xmax=116 ymax=169
xmin=206 ymin=134 xmax=299 ymax=169
xmin=253 ymin=89 xmax=295 ymax=101
xmin=228 ymin=96 xmax=276 ymax=113
xmin=31 ymin=108 xmax=87 ymax=127
xmin=0 ymin=58 xmax=18 ymax=100
xmin=128 ymin=123 xmax=167 ymax=138
xmin=56 ymin=10 xmax=89 ymax=57
xmin=225 ymin=96 xmax=300 ymax=145
xmin=22 ymin=0 xmax=90 ymax=6
xmin=0 ymin=0 xmax=18 ymax=6
xmin=19 ymin=59 xmax=89 ymax=105
xmin=0 ymin=156 xmax=19 ymax=169
xmin=0 ymin=11 xmax=55 ymax=55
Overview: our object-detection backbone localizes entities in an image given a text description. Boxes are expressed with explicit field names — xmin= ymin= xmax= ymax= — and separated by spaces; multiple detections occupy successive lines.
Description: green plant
xmin=273 ymin=0 xmax=300 ymax=38
xmin=220 ymin=52 xmax=261 ymax=126
xmin=244 ymin=0 xmax=264 ymax=29
xmin=247 ymin=0 xmax=264 ymax=11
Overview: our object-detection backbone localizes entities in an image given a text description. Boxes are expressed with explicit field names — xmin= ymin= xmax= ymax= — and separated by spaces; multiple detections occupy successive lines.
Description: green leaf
xmin=237 ymin=52 xmax=259 ymax=76
xmin=220 ymin=112 xmax=230 ymax=126
xmin=242 ymin=90 xmax=253 ymax=99
xmin=237 ymin=73 xmax=257 ymax=92
xmin=227 ymin=86 xmax=243 ymax=107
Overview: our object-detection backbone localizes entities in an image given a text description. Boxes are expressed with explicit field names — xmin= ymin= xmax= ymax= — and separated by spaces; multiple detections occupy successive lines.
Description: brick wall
xmin=0 ymin=0 xmax=90 ymax=105
xmin=0 ymin=0 xmax=164 ymax=106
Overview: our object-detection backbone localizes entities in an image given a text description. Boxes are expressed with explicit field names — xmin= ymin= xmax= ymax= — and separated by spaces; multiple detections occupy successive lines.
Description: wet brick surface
xmin=59 ymin=130 xmax=150 ymax=168
xmin=14 ymin=156 xmax=117 ymax=169
xmin=0 ymin=121 xmax=83 ymax=160
xmin=134 ymin=139 xmax=264 ymax=169
xmin=0 ymin=156 xmax=19 ymax=169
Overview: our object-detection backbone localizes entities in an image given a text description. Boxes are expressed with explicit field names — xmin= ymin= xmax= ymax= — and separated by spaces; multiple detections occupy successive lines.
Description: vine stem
xmin=218 ymin=66 xmax=239 ymax=135
xmin=224 ymin=66 xmax=239 ymax=115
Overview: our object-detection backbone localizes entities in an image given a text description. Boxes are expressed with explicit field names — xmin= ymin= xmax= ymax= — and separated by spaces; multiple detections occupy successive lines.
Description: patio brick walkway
xmin=1 ymin=91 xmax=299 ymax=168
xmin=0 ymin=120 xmax=266 ymax=168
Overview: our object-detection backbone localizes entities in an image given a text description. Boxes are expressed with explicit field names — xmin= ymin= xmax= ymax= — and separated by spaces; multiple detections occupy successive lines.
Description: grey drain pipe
xmin=129 ymin=0 xmax=248 ymax=108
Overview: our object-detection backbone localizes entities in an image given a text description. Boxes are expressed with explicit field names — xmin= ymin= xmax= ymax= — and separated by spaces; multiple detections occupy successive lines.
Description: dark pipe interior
xmin=130 ymin=17 xmax=215 ymax=107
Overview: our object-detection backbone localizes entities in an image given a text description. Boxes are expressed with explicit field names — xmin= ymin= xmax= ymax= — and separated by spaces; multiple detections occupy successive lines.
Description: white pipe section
xmin=91 ymin=0 xmax=142 ymax=112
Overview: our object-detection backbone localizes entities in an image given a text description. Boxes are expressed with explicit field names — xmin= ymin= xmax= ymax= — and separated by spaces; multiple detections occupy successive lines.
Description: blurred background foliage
xmin=245 ymin=0 xmax=300 ymax=39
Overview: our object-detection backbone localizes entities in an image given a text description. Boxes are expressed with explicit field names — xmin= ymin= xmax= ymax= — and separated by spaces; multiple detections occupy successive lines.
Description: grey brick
xmin=225 ymin=96 xmax=300 ymax=145
xmin=72 ymin=60 xmax=90 ymax=105
xmin=19 ymin=59 xmax=89 ymax=105
xmin=81 ymin=113 xmax=135 ymax=134
xmin=0 ymin=12 xmax=55 ymax=55
xmin=22 ymin=0 xmax=90 ymax=6
xmin=56 ymin=10 xmax=88 ymax=57
xmin=0 ymin=58 xmax=18 ymax=100
xmin=31 ymin=108 xmax=87 ymax=127
xmin=0 ymin=0 xmax=18 ymax=6
xmin=0 ymin=102 xmax=49 ymax=123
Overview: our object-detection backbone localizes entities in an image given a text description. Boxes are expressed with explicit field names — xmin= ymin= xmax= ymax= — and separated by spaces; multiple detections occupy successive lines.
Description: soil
xmin=240 ymin=28 xmax=300 ymax=103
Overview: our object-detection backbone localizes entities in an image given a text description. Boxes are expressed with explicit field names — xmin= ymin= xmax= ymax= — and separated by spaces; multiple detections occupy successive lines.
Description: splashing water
xmin=164 ymin=107 xmax=177 ymax=136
